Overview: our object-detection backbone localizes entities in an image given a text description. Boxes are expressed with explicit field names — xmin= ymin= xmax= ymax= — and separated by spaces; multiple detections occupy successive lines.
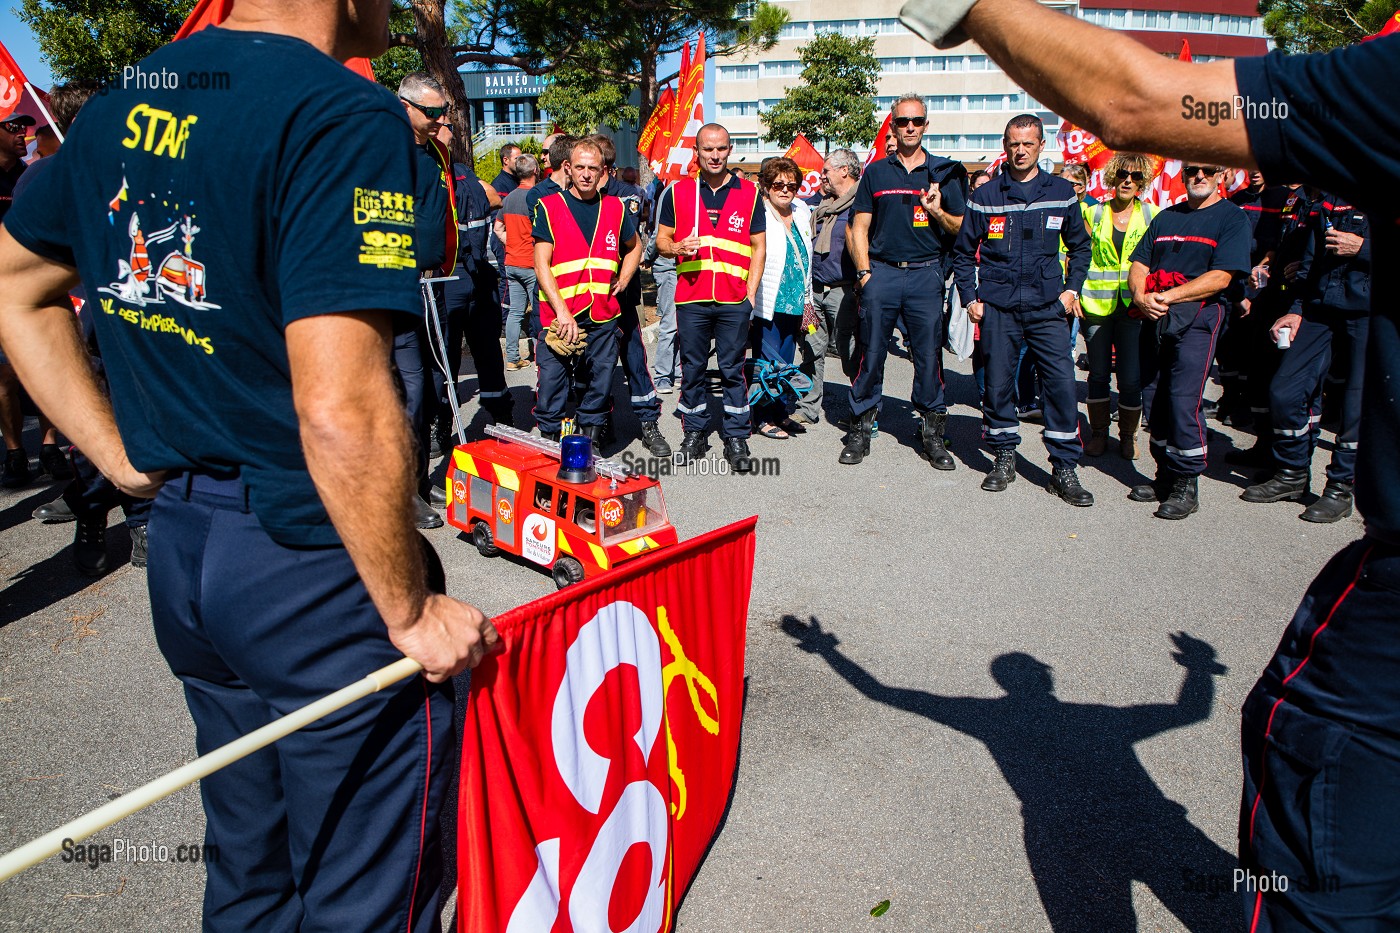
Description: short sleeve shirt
xmin=1236 ymin=37 xmax=1400 ymax=541
xmin=1129 ymin=199 xmax=1252 ymax=291
xmin=656 ymin=173 xmax=767 ymax=235
xmin=499 ymin=187 xmax=535 ymax=268
xmin=3 ymin=27 xmax=422 ymax=546
xmin=531 ymin=190 xmax=638 ymax=247
xmin=852 ymin=149 xmax=967 ymax=263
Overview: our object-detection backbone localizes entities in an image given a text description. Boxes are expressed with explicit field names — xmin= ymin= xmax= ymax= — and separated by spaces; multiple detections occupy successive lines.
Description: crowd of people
xmin=0 ymin=0 xmax=1392 ymax=928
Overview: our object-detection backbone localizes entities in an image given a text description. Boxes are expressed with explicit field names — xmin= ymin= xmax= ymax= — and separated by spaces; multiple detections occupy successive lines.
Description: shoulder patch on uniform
xmin=628 ymin=199 xmax=638 ymax=213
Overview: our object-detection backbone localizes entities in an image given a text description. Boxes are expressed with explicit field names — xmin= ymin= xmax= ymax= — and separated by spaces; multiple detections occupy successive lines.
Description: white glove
xmin=899 ymin=0 xmax=982 ymax=48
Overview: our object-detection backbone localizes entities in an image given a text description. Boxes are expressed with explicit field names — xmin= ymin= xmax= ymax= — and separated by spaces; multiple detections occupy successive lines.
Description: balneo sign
xmin=463 ymin=69 xmax=550 ymax=99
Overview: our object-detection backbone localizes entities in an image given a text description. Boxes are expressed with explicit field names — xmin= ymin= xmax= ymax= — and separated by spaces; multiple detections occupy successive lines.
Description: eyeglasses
xmin=1182 ymin=165 xmax=1220 ymax=178
xmin=893 ymin=116 xmax=927 ymax=128
xmin=1114 ymin=170 xmax=1146 ymax=183
xmin=400 ymin=97 xmax=450 ymax=120
xmin=768 ymin=181 xmax=800 ymax=193
xmin=0 ymin=121 xmax=26 ymax=135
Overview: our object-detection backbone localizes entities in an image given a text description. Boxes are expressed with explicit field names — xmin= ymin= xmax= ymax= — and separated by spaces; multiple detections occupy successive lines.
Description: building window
xmin=718 ymin=64 xmax=759 ymax=81
xmin=719 ymin=101 xmax=761 ymax=117
xmin=731 ymin=136 xmax=761 ymax=153
xmin=779 ymin=21 xmax=813 ymax=39
xmin=761 ymin=60 xmax=803 ymax=77
xmin=881 ymin=56 xmax=913 ymax=73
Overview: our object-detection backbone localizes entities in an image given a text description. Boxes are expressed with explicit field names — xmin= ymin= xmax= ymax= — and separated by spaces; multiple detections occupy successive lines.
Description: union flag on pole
xmin=864 ymin=112 xmax=892 ymax=167
xmin=638 ymin=87 xmax=677 ymax=174
xmin=457 ymin=517 xmax=756 ymax=932
xmin=1363 ymin=10 xmax=1400 ymax=39
xmin=659 ymin=33 xmax=706 ymax=183
xmin=0 ymin=39 xmax=55 ymax=133
xmin=783 ymin=134 xmax=825 ymax=198
xmin=176 ymin=0 xmax=375 ymax=78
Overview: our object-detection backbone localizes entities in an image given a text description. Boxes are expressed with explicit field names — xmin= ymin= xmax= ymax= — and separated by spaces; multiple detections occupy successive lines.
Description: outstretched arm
xmin=1122 ymin=631 xmax=1228 ymax=742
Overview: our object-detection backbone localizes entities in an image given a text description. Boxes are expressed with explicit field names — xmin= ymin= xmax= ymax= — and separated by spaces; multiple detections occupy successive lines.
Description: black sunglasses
xmin=893 ymin=116 xmax=927 ymax=128
xmin=1182 ymin=165 xmax=1221 ymax=178
xmin=401 ymin=97 xmax=450 ymax=120
xmin=0 ymin=121 xmax=26 ymax=135
xmin=1114 ymin=170 xmax=1146 ymax=183
xmin=768 ymin=181 xmax=800 ymax=193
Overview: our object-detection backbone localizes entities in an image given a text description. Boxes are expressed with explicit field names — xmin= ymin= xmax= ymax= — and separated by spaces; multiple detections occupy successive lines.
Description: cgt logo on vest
xmin=606 ymin=230 xmax=618 ymax=251
xmin=988 ymin=216 xmax=1007 ymax=240
xmin=726 ymin=212 xmax=744 ymax=233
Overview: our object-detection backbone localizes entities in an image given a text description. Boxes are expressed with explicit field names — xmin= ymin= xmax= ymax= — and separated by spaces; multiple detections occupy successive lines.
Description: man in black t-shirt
xmin=1126 ymin=166 xmax=1251 ymax=518
xmin=896 ymin=1 xmax=1400 ymax=926
xmin=0 ymin=8 xmax=496 ymax=929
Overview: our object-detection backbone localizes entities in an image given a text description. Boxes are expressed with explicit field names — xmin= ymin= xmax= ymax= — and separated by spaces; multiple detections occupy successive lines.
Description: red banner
xmin=638 ymin=87 xmax=676 ymax=170
xmin=864 ymin=112 xmax=892 ymax=167
xmin=658 ymin=34 xmax=705 ymax=182
xmin=783 ymin=134 xmax=824 ymax=198
xmin=0 ymin=39 xmax=52 ymax=130
xmin=458 ymin=517 xmax=757 ymax=933
xmin=175 ymin=0 xmax=375 ymax=78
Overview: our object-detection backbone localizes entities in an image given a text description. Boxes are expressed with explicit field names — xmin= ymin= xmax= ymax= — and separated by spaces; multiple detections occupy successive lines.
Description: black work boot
xmin=723 ymin=436 xmax=754 ymax=474
xmin=581 ymin=423 xmax=605 ymax=445
xmin=1048 ymin=465 xmax=1095 ymax=507
xmin=677 ymin=431 xmax=710 ymax=462
xmin=1241 ymin=468 xmax=1310 ymax=503
xmin=1128 ymin=472 xmax=1172 ymax=502
xmin=838 ymin=410 xmax=876 ymax=465
xmin=921 ymin=412 xmax=956 ymax=471
xmin=1 ymin=448 xmax=31 ymax=489
xmin=639 ymin=420 xmax=672 ymax=458
xmin=40 ymin=444 xmax=73 ymax=480
xmin=981 ymin=449 xmax=1017 ymax=492
xmin=130 ymin=524 xmax=149 ymax=569
xmin=33 ymin=498 xmax=76 ymax=523
xmin=1154 ymin=475 xmax=1199 ymax=520
xmin=73 ymin=516 xmax=109 ymax=576
xmin=1301 ymin=481 xmax=1354 ymax=523
xmin=413 ymin=495 xmax=443 ymax=529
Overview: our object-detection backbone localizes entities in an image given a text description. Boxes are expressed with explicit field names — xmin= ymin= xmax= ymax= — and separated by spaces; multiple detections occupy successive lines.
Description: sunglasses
xmin=1182 ymin=165 xmax=1221 ymax=178
xmin=1114 ymin=170 xmax=1146 ymax=183
xmin=0 ymin=121 xmax=26 ymax=135
xmin=893 ymin=116 xmax=927 ymax=128
xmin=768 ymin=181 xmax=800 ymax=193
xmin=400 ymin=97 xmax=450 ymax=120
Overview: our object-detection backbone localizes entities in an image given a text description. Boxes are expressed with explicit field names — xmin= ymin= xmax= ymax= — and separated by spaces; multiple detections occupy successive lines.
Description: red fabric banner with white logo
xmin=783 ymin=134 xmax=824 ymax=198
xmin=658 ymin=34 xmax=706 ymax=183
xmin=457 ymin=517 xmax=757 ymax=933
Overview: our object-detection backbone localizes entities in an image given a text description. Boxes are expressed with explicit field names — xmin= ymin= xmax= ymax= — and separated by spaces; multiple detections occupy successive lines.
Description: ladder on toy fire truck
xmin=484 ymin=424 xmax=634 ymax=481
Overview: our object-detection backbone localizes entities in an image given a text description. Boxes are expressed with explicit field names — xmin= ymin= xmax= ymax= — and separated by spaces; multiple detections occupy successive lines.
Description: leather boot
xmin=1128 ymin=471 xmax=1172 ymax=503
xmin=1241 ymin=468 xmax=1310 ymax=503
xmin=1048 ymin=465 xmax=1094 ymax=507
xmin=1301 ymin=480 xmax=1354 ymax=523
xmin=839 ymin=410 xmax=876 ymax=465
xmin=677 ymin=431 xmax=710 ymax=462
xmin=921 ymin=412 xmax=955 ymax=470
xmin=1084 ymin=400 xmax=1111 ymax=457
xmin=1118 ymin=405 xmax=1142 ymax=460
xmin=981 ymin=449 xmax=1017 ymax=492
xmin=1154 ymin=475 xmax=1199 ymax=520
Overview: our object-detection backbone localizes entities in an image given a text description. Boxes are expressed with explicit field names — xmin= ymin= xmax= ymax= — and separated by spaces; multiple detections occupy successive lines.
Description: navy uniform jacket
xmin=604 ymin=176 xmax=646 ymax=308
xmin=952 ymin=170 xmax=1090 ymax=311
xmin=1298 ymin=194 xmax=1370 ymax=317
xmin=452 ymin=161 xmax=492 ymax=268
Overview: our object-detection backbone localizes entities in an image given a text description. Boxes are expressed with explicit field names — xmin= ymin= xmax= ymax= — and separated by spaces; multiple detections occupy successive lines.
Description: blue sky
xmin=0 ymin=16 xmax=53 ymax=87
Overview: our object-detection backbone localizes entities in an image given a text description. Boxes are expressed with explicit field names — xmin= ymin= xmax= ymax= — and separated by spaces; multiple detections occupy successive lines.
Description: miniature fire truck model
xmin=444 ymin=424 xmax=678 ymax=589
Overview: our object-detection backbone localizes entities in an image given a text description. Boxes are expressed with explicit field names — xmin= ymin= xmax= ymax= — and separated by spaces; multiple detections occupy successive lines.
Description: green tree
xmin=536 ymin=65 xmax=636 ymax=135
xmin=372 ymin=4 xmax=426 ymax=93
xmin=1259 ymin=0 xmax=1398 ymax=51
xmin=16 ymin=0 xmax=198 ymax=82
xmin=760 ymin=32 xmax=879 ymax=153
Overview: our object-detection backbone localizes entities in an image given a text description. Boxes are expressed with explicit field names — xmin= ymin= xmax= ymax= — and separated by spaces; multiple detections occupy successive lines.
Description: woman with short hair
xmin=751 ymin=157 xmax=813 ymax=439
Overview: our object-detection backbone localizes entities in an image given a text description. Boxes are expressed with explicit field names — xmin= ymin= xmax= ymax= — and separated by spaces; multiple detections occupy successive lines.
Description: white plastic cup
xmin=1276 ymin=326 xmax=1292 ymax=349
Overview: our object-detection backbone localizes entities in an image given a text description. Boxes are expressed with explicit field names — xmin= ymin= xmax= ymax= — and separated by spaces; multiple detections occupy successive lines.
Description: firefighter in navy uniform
xmin=1213 ymin=171 xmax=1276 ymax=425
xmin=591 ymin=133 xmax=672 ymax=457
xmin=1227 ymin=183 xmax=1316 ymax=467
xmin=842 ymin=92 xmax=966 ymax=467
xmin=1241 ymin=194 xmax=1369 ymax=522
xmin=953 ymin=114 xmax=1093 ymax=504
xmin=891 ymin=2 xmax=1400 ymax=926
xmin=532 ymin=139 xmax=642 ymax=442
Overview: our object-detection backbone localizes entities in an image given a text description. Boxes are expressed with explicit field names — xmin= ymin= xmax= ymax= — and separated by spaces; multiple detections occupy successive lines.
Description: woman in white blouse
xmin=751 ymin=156 xmax=814 ymax=439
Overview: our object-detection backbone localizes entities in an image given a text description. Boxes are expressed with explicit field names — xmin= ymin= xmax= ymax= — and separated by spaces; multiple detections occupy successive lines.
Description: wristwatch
xmin=899 ymin=0 xmax=982 ymax=48
xmin=856 ymin=269 xmax=872 ymax=280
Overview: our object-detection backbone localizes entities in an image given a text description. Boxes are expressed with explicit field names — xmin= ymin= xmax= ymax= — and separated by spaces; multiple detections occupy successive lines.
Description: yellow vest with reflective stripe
xmin=1080 ymin=199 xmax=1155 ymax=317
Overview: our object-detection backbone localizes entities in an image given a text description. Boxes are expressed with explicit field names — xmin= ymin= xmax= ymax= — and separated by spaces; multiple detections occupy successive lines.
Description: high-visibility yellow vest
xmin=1080 ymin=199 xmax=1156 ymax=317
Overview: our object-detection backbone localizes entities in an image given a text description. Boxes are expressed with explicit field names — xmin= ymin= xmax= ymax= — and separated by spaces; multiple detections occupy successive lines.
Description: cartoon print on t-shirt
xmin=100 ymin=175 xmax=221 ymax=310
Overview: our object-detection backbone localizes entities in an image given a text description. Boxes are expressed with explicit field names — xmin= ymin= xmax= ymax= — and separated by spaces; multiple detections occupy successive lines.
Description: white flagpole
xmin=25 ymin=82 xmax=63 ymax=144
xmin=0 ymin=657 xmax=423 ymax=883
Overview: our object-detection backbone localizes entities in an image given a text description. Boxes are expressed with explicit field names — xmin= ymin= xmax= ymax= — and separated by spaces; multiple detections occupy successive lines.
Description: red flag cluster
xmin=783 ymin=134 xmax=824 ymax=197
xmin=638 ymin=34 xmax=706 ymax=182
xmin=457 ymin=518 xmax=756 ymax=932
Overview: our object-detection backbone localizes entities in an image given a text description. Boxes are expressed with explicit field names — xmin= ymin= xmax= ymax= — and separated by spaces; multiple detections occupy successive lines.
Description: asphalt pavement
xmin=0 ymin=342 xmax=1358 ymax=932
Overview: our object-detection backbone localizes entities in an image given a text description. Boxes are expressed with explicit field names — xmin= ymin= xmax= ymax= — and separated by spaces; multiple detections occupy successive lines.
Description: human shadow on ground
xmin=782 ymin=615 xmax=1243 ymax=933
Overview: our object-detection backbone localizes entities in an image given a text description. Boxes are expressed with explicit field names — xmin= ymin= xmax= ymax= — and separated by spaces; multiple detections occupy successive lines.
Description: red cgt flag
xmin=0 ymin=39 xmax=54 ymax=130
xmin=457 ymin=517 xmax=757 ymax=933
xmin=1363 ymin=11 xmax=1400 ymax=40
xmin=659 ymin=33 xmax=705 ymax=183
xmin=638 ymin=87 xmax=677 ymax=172
xmin=175 ymin=0 xmax=375 ymax=77
xmin=783 ymin=133 xmax=824 ymax=198
xmin=864 ymin=112 xmax=892 ymax=167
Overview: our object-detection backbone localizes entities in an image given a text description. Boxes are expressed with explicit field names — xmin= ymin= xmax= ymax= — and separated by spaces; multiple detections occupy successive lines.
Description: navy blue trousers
xmin=981 ymin=301 xmax=1082 ymax=467
xmin=147 ymin=475 xmax=453 ymax=933
xmin=849 ymin=261 xmax=946 ymax=418
xmin=392 ymin=324 xmax=431 ymax=484
xmin=443 ymin=267 xmax=509 ymax=419
xmin=1268 ymin=313 xmax=1368 ymax=483
xmin=1240 ymin=539 xmax=1400 ymax=932
xmin=1141 ymin=302 xmax=1225 ymax=477
xmin=676 ymin=300 xmax=752 ymax=439
xmin=533 ymin=321 xmax=620 ymax=433
xmin=63 ymin=444 xmax=151 ymax=526
xmin=616 ymin=303 xmax=661 ymax=422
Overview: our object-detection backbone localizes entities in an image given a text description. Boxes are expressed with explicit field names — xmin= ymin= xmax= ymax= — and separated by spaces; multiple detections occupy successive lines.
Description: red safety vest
xmin=538 ymin=191 xmax=625 ymax=326
xmin=425 ymin=136 xmax=458 ymax=277
xmin=672 ymin=176 xmax=758 ymax=305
